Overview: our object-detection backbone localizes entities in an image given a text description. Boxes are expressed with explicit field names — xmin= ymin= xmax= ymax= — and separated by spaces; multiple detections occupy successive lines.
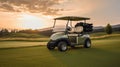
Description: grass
xmin=1 ymin=33 xmax=48 ymax=38
xmin=91 ymin=34 xmax=120 ymax=40
xmin=0 ymin=33 xmax=120 ymax=67
xmin=90 ymin=31 xmax=120 ymax=37
xmin=0 ymin=41 xmax=47 ymax=49
xmin=0 ymin=33 xmax=49 ymax=42
xmin=0 ymin=38 xmax=49 ymax=42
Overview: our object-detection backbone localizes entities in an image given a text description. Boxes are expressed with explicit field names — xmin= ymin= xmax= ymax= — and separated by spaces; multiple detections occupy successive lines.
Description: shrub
xmin=105 ymin=24 xmax=112 ymax=34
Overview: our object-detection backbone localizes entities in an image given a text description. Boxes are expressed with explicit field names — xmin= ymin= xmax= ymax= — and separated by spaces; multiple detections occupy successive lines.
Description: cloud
xmin=51 ymin=0 xmax=100 ymax=16
xmin=0 ymin=3 xmax=15 ymax=12
xmin=0 ymin=0 xmax=64 ymax=15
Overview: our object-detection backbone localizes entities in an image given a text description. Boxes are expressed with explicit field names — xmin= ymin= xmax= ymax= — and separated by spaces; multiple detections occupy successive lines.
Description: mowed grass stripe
xmin=0 ymin=41 xmax=47 ymax=49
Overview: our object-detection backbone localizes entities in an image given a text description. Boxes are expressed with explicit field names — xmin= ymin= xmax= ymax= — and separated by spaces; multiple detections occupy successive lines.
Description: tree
xmin=105 ymin=24 xmax=112 ymax=34
xmin=0 ymin=29 xmax=9 ymax=37
xmin=11 ymin=29 xmax=18 ymax=33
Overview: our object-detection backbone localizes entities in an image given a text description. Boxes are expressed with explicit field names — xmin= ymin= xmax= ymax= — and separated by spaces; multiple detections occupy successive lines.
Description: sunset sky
xmin=0 ymin=0 xmax=120 ymax=29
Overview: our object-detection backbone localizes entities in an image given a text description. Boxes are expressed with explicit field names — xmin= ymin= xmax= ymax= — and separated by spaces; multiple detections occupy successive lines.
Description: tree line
xmin=0 ymin=29 xmax=41 ymax=37
xmin=0 ymin=24 xmax=113 ymax=37
xmin=0 ymin=29 xmax=16 ymax=37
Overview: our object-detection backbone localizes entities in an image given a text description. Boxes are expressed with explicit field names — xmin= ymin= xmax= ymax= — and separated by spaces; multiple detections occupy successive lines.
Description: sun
xmin=18 ymin=13 xmax=45 ymax=30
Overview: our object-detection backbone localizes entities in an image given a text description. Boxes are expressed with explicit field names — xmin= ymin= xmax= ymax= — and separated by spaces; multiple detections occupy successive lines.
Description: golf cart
xmin=47 ymin=16 xmax=93 ymax=52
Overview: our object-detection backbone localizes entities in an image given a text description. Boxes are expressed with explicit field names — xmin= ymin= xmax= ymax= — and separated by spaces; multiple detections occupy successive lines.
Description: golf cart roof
xmin=54 ymin=16 xmax=90 ymax=21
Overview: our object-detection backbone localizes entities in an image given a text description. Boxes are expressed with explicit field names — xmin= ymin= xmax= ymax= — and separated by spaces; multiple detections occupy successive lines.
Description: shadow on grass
xmin=49 ymin=46 xmax=120 ymax=67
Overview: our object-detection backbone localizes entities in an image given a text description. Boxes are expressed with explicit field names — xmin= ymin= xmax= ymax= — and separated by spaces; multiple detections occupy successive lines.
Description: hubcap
xmin=87 ymin=41 xmax=91 ymax=47
xmin=50 ymin=45 xmax=54 ymax=48
xmin=61 ymin=43 xmax=67 ymax=50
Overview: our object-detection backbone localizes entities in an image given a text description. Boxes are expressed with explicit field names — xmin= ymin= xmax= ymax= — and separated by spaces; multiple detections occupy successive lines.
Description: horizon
xmin=0 ymin=0 xmax=120 ymax=30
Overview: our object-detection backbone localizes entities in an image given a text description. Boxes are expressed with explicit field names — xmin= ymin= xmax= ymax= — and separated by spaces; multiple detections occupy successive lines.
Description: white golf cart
xmin=47 ymin=16 xmax=93 ymax=52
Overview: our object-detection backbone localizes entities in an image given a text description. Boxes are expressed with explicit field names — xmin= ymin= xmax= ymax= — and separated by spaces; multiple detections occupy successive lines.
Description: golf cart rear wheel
xmin=58 ymin=41 xmax=68 ymax=52
xmin=47 ymin=43 xmax=55 ymax=50
xmin=84 ymin=39 xmax=91 ymax=48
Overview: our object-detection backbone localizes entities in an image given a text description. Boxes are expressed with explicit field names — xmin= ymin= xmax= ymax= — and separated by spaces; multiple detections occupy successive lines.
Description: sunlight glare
xmin=18 ymin=13 xmax=46 ymax=29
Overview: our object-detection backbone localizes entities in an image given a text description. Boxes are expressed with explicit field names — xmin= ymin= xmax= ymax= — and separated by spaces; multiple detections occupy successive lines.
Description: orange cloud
xmin=0 ymin=0 xmax=64 ymax=15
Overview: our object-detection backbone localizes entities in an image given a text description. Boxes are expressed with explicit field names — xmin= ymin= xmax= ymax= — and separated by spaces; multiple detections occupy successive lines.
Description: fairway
xmin=0 ymin=41 xmax=47 ymax=48
xmin=0 ymin=36 xmax=120 ymax=67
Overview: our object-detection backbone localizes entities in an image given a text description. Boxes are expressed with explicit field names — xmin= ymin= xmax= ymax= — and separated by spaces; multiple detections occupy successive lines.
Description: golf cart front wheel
xmin=58 ymin=41 xmax=68 ymax=52
xmin=84 ymin=39 xmax=91 ymax=48
xmin=47 ymin=43 xmax=55 ymax=50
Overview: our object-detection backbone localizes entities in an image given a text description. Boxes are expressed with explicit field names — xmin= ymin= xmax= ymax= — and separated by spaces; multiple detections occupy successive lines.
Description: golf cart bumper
xmin=47 ymin=40 xmax=57 ymax=46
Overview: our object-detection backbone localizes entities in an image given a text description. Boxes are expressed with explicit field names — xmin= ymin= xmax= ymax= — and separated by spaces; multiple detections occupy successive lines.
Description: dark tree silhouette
xmin=0 ymin=29 xmax=9 ymax=37
xmin=105 ymin=24 xmax=112 ymax=34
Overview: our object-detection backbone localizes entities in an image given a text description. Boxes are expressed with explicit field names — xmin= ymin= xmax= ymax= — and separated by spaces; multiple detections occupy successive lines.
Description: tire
xmin=47 ymin=42 xmax=55 ymax=50
xmin=58 ymin=41 xmax=68 ymax=52
xmin=84 ymin=39 xmax=91 ymax=48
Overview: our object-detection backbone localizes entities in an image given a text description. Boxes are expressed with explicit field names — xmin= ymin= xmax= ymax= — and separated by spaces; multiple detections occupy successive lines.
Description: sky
xmin=0 ymin=0 xmax=120 ymax=29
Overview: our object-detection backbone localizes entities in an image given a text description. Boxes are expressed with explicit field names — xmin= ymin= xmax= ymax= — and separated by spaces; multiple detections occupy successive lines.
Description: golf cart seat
xmin=68 ymin=26 xmax=83 ymax=34
xmin=74 ymin=26 xmax=83 ymax=33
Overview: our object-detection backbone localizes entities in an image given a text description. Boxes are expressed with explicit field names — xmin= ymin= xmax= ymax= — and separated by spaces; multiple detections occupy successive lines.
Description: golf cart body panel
xmin=50 ymin=32 xmax=68 ymax=40
xmin=67 ymin=34 xmax=90 ymax=45
xmin=47 ymin=16 xmax=93 ymax=51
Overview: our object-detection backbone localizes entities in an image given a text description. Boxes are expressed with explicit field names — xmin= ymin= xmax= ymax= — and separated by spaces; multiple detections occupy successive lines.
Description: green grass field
xmin=0 ymin=41 xmax=47 ymax=48
xmin=0 ymin=33 xmax=120 ymax=67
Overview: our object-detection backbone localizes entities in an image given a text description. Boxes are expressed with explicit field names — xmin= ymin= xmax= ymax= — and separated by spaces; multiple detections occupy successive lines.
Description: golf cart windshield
xmin=53 ymin=20 xmax=67 ymax=32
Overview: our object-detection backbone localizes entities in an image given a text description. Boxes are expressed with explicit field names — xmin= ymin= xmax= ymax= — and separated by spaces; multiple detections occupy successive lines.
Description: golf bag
xmin=75 ymin=22 xmax=93 ymax=32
